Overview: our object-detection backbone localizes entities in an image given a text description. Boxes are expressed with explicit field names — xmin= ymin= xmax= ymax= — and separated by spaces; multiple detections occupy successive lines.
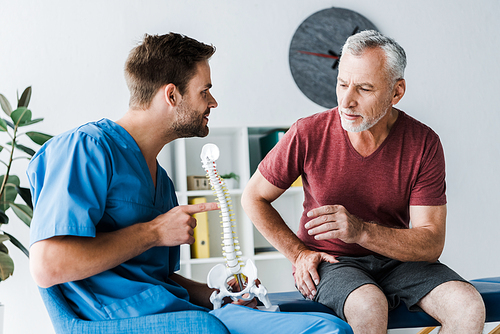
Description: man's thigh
xmin=312 ymin=259 xmax=383 ymax=321
xmin=311 ymin=255 xmax=467 ymax=319
xmin=379 ymin=260 xmax=468 ymax=312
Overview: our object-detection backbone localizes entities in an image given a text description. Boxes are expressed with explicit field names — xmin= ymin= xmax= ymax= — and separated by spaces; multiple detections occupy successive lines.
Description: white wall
xmin=0 ymin=1 xmax=499 ymax=333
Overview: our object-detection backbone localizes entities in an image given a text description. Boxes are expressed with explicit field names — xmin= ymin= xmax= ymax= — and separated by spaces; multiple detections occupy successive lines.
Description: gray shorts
xmin=311 ymin=255 xmax=467 ymax=321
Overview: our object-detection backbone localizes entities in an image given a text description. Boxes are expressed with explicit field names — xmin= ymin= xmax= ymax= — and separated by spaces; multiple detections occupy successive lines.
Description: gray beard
xmin=339 ymin=107 xmax=390 ymax=133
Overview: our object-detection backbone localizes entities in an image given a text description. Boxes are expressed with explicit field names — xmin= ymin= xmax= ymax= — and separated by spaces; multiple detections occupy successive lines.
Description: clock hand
xmin=297 ymin=50 xmax=341 ymax=70
xmin=297 ymin=50 xmax=338 ymax=59
xmin=328 ymin=50 xmax=341 ymax=70
xmin=296 ymin=25 xmax=359 ymax=68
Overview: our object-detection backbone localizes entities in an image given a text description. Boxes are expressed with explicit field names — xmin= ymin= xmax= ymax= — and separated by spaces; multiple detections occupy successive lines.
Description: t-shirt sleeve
xmin=28 ymin=131 xmax=111 ymax=246
xmin=409 ymin=132 xmax=447 ymax=206
xmin=258 ymin=122 xmax=303 ymax=189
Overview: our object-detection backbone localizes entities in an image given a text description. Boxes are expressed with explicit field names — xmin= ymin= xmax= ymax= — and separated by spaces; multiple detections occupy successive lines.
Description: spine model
xmin=200 ymin=143 xmax=271 ymax=309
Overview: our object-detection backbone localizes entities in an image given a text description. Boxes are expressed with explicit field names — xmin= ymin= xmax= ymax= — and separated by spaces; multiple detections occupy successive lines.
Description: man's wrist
xmin=292 ymin=246 xmax=310 ymax=266
xmin=358 ymin=219 xmax=377 ymax=246
xmin=136 ymin=220 xmax=161 ymax=249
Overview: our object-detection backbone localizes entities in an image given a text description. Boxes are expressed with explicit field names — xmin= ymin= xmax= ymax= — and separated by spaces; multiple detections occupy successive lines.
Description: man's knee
xmin=443 ymin=281 xmax=485 ymax=322
xmin=344 ymin=284 xmax=388 ymax=320
xmin=419 ymin=281 xmax=485 ymax=327
xmin=343 ymin=284 xmax=388 ymax=333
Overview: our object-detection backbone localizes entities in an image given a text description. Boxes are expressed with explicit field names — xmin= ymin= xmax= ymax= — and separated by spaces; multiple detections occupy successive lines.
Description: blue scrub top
xmin=28 ymin=119 xmax=207 ymax=320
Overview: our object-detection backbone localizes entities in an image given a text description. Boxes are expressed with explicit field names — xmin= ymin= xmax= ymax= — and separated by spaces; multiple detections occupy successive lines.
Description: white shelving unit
xmin=158 ymin=126 xmax=304 ymax=293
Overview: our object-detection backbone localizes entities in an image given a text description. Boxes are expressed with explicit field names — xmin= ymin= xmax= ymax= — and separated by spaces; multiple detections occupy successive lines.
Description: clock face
xmin=289 ymin=7 xmax=377 ymax=109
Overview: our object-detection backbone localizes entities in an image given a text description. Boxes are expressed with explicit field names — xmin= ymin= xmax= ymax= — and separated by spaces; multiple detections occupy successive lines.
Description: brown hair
xmin=125 ymin=33 xmax=216 ymax=109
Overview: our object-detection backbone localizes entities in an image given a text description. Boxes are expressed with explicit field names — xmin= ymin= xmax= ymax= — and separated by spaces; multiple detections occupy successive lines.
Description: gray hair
xmin=341 ymin=30 xmax=406 ymax=84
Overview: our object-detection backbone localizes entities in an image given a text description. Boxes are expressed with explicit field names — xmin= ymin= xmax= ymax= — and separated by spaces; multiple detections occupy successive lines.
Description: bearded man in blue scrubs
xmin=27 ymin=33 xmax=352 ymax=333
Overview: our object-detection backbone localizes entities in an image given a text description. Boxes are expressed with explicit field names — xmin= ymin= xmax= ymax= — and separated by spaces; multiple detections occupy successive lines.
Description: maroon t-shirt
xmin=259 ymin=108 xmax=446 ymax=257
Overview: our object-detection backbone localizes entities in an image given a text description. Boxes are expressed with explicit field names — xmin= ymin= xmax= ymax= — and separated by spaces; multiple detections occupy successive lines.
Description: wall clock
xmin=289 ymin=7 xmax=378 ymax=109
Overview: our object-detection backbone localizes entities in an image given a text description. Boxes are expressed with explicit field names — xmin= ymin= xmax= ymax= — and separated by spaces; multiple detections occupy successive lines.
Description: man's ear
xmin=164 ymin=83 xmax=180 ymax=107
xmin=391 ymin=79 xmax=406 ymax=105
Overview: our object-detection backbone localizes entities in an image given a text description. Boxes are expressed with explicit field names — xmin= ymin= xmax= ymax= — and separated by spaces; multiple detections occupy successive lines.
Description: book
xmin=291 ymin=175 xmax=302 ymax=187
xmin=259 ymin=129 xmax=286 ymax=159
xmin=189 ymin=197 xmax=210 ymax=258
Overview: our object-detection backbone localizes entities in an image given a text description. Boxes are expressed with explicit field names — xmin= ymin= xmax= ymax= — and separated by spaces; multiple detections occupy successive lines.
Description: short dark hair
xmin=125 ymin=33 xmax=216 ymax=109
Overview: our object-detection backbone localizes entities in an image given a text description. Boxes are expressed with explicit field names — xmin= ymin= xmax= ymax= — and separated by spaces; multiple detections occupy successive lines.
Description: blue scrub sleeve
xmin=28 ymin=131 xmax=111 ymax=246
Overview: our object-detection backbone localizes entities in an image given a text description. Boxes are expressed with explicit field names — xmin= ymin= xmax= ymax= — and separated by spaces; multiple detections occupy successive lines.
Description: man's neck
xmin=347 ymin=107 xmax=399 ymax=157
xmin=116 ymin=108 xmax=177 ymax=187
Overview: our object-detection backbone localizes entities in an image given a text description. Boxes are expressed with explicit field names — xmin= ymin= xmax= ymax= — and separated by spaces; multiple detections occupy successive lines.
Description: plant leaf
xmin=17 ymin=86 xmax=32 ymax=108
xmin=0 ymin=175 xmax=20 ymax=211
xmin=3 ymin=232 xmax=29 ymax=257
xmin=10 ymin=203 xmax=32 ymax=227
xmin=10 ymin=107 xmax=32 ymax=126
xmin=0 ymin=210 xmax=8 ymax=224
xmin=19 ymin=118 xmax=43 ymax=127
xmin=0 ymin=248 xmax=14 ymax=281
xmin=26 ymin=131 xmax=52 ymax=146
xmin=4 ymin=119 xmax=14 ymax=129
xmin=0 ymin=118 xmax=8 ymax=132
xmin=0 ymin=241 xmax=8 ymax=254
xmin=0 ymin=234 xmax=9 ymax=244
xmin=0 ymin=94 xmax=13 ymax=116
xmin=16 ymin=186 xmax=33 ymax=209
xmin=14 ymin=143 xmax=36 ymax=157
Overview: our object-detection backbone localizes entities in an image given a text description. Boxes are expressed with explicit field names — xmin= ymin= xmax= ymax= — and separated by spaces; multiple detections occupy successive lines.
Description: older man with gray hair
xmin=242 ymin=30 xmax=485 ymax=333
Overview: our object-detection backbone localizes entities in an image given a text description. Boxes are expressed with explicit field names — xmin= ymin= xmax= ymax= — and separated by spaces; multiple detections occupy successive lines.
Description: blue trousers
xmin=210 ymin=304 xmax=353 ymax=334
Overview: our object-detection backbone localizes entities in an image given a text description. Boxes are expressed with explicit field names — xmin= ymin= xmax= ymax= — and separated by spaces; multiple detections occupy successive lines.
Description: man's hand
xmin=222 ymin=277 xmax=259 ymax=309
xmin=306 ymin=205 xmax=365 ymax=244
xmin=294 ymin=249 xmax=337 ymax=300
xmin=152 ymin=202 xmax=219 ymax=247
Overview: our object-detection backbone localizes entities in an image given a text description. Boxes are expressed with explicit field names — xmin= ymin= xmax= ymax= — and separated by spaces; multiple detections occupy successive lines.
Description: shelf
xmin=253 ymin=252 xmax=286 ymax=261
xmin=178 ymin=188 xmax=244 ymax=197
xmin=181 ymin=256 xmax=226 ymax=265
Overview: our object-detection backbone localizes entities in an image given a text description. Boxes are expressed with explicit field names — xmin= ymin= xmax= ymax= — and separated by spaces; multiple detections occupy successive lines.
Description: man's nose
xmin=208 ymin=91 xmax=218 ymax=108
xmin=339 ymin=86 xmax=357 ymax=109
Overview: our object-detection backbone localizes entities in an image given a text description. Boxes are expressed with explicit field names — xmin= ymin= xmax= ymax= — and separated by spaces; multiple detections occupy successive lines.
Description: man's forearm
xmin=30 ymin=221 xmax=159 ymax=288
xmin=243 ymin=197 xmax=309 ymax=266
xmin=170 ymin=273 xmax=215 ymax=309
xmin=30 ymin=202 xmax=218 ymax=288
xmin=307 ymin=204 xmax=447 ymax=263
xmin=357 ymin=221 xmax=444 ymax=262
xmin=241 ymin=170 xmax=312 ymax=266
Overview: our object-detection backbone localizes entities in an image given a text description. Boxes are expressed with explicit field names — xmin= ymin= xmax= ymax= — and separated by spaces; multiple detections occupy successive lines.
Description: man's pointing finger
xmin=182 ymin=202 xmax=220 ymax=215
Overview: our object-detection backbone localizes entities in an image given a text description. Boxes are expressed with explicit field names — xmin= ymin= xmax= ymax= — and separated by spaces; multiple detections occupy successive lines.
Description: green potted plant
xmin=0 ymin=86 xmax=51 ymax=331
xmin=0 ymin=86 xmax=52 ymax=281
xmin=220 ymin=172 xmax=240 ymax=189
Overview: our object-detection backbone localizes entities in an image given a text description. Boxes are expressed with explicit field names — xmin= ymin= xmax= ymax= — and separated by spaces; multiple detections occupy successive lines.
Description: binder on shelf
xmin=259 ymin=129 xmax=286 ymax=159
xmin=189 ymin=197 xmax=210 ymax=259
xmin=291 ymin=175 xmax=302 ymax=187
xmin=259 ymin=129 xmax=302 ymax=188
